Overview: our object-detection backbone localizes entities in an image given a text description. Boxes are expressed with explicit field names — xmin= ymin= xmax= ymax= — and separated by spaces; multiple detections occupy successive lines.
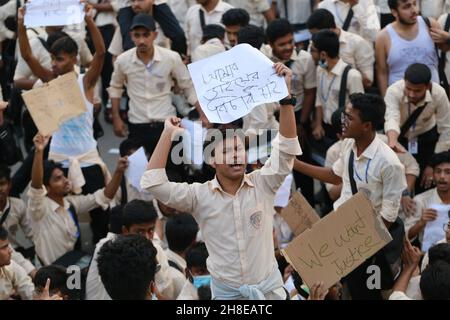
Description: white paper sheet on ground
xmin=25 ymin=0 xmax=85 ymax=27
xmin=274 ymin=174 xmax=293 ymax=208
xmin=181 ymin=118 xmax=207 ymax=167
xmin=126 ymin=147 xmax=148 ymax=192
xmin=188 ymin=43 xmax=288 ymax=124
xmin=422 ymin=204 xmax=450 ymax=252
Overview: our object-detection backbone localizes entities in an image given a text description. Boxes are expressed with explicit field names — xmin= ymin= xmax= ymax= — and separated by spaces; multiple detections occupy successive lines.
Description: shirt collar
xmin=330 ymin=59 xmax=347 ymax=77
xmin=209 ymin=175 xmax=255 ymax=194
xmin=132 ymin=45 xmax=161 ymax=65
xmin=351 ymin=135 xmax=381 ymax=160
xmin=49 ymin=197 xmax=70 ymax=213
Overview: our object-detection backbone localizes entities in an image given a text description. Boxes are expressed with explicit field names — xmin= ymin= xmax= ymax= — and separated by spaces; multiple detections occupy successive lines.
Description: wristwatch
xmin=279 ymin=95 xmax=297 ymax=106
xmin=402 ymin=189 xmax=411 ymax=197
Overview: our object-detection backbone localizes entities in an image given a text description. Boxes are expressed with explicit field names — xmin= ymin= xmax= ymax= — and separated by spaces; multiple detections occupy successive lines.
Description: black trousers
xmin=399 ymin=126 xmax=438 ymax=193
xmin=62 ymin=164 xmax=109 ymax=245
xmin=98 ymin=24 xmax=115 ymax=106
xmin=117 ymin=4 xmax=187 ymax=55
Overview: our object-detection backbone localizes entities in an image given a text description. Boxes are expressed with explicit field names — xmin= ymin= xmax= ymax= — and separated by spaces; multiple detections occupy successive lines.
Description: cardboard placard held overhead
xmin=280 ymin=191 xmax=320 ymax=236
xmin=22 ymin=72 xmax=87 ymax=136
xmin=282 ymin=192 xmax=392 ymax=290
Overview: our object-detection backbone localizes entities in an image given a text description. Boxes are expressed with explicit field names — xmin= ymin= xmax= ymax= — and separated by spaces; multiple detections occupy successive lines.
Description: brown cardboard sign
xmin=280 ymin=191 xmax=320 ymax=236
xmin=22 ymin=72 xmax=87 ymax=136
xmin=282 ymin=192 xmax=392 ymax=289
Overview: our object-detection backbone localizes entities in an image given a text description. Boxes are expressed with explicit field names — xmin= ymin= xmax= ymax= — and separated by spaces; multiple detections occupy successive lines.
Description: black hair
xmin=33 ymin=265 xmax=79 ymax=300
xmin=311 ymin=29 xmax=339 ymax=59
xmin=109 ymin=205 xmax=124 ymax=234
xmin=306 ymin=9 xmax=336 ymax=30
xmin=0 ymin=163 xmax=11 ymax=181
xmin=97 ymin=234 xmax=158 ymax=300
xmin=119 ymin=137 xmax=143 ymax=157
xmin=201 ymin=24 xmax=225 ymax=42
xmin=43 ymin=160 xmax=64 ymax=186
xmin=430 ymin=152 xmax=450 ymax=169
xmin=349 ymin=93 xmax=386 ymax=130
xmin=0 ymin=226 xmax=7 ymax=241
xmin=49 ymin=36 xmax=78 ymax=56
xmin=46 ymin=31 xmax=70 ymax=51
xmin=266 ymin=19 xmax=293 ymax=43
xmin=420 ymin=260 xmax=450 ymax=300
xmin=221 ymin=8 xmax=250 ymax=27
xmin=331 ymin=109 xmax=343 ymax=135
xmin=122 ymin=200 xmax=158 ymax=229
xmin=428 ymin=243 xmax=450 ymax=265
xmin=404 ymin=63 xmax=432 ymax=85
xmin=166 ymin=214 xmax=199 ymax=253
xmin=186 ymin=242 xmax=208 ymax=269
xmin=237 ymin=24 xmax=266 ymax=49
xmin=388 ymin=0 xmax=408 ymax=10
xmin=203 ymin=127 xmax=246 ymax=161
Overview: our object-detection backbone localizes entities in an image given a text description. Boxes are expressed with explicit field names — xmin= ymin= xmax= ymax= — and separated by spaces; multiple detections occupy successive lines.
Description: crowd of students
xmin=0 ymin=0 xmax=450 ymax=300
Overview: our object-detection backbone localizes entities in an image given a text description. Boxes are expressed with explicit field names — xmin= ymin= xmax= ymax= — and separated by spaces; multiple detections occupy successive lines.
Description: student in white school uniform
xmin=309 ymin=29 xmax=364 ymax=146
xmin=28 ymin=134 xmax=126 ymax=267
xmin=191 ymin=24 xmax=226 ymax=63
xmin=294 ymin=93 xmax=407 ymax=299
xmin=307 ymin=8 xmax=375 ymax=89
xmin=405 ymin=152 xmax=450 ymax=248
xmin=141 ymin=63 xmax=301 ymax=300
xmin=86 ymin=200 xmax=177 ymax=300
xmin=0 ymin=226 xmax=34 ymax=300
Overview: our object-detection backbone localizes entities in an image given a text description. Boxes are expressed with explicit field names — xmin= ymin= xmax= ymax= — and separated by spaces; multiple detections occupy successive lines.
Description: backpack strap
xmin=342 ymin=7 xmax=354 ymax=31
xmin=348 ymin=150 xmax=358 ymax=195
xmin=0 ymin=206 xmax=11 ymax=226
xmin=168 ymin=259 xmax=184 ymax=273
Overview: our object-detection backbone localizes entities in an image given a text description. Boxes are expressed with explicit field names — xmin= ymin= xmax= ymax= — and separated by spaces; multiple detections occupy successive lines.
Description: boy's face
xmin=47 ymin=168 xmax=71 ymax=198
xmin=341 ymin=104 xmax=369 ymax=139
xmin=0 ymin=177 xmax=11 ymax=203
xmin=393 ymin=0 xmax=418 ymax=25
xmin=270 ymin=33 xmax=294 ymax=62
xmin=123 ymin=222 xmax=156 ymax=241
xmin=0 ymin=238 xmax=12 ymax=267
xmin=433 ymin=162 xmax=450 ymax=193
xmin=211 ymin=136 xmax=247 ymax=182
xmin=50 ymin=52 xmax=76 ymax=77
xmin=225 ymin=25 xmax=241 ymax=47
xmin=404 ymin=80 xmax=429 ymax=105
xmin=131 ymin=27 xmax=157 ymax=53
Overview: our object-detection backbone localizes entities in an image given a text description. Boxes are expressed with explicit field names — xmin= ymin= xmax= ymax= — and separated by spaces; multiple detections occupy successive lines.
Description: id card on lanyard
xmin=407 ymin=103 xmax=418 ymax=155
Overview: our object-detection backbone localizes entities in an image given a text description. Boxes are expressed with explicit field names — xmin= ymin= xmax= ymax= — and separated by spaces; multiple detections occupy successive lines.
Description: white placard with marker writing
xmin=188 ymin=44 xmax=288 ymax=124
xmin=24 ymin=0 xmax=85 ymax=27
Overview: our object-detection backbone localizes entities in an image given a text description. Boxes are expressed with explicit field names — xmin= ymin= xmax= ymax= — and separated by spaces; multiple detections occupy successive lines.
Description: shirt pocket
xmin=244 ymin=204 xmax=265 ymax=238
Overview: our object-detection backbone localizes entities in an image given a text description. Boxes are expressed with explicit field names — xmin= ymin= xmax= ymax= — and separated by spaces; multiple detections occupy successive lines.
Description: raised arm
xmin=17 ymin=7 xmax=54 ymax=83
xmin=275 ymin=62 xmax=296 ymax=139
xmin=83 ymin=2 xmax=106 ymax=90
xmin=293 ymin=158 xmax=342 ymax=185
xmin=103 ymin=157 xmax=128 ymax=199
xmin=31 ymin=133 xmax=50 ymax=189
xmin=147 ymin=117 xmax=184 ymax=170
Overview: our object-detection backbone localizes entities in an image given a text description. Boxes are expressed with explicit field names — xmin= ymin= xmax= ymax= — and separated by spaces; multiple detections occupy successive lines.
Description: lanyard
xmin=353 ymin=159 xmax=372 ymax=183
xmin=320 ymin=72 xmax=337 ymax=103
